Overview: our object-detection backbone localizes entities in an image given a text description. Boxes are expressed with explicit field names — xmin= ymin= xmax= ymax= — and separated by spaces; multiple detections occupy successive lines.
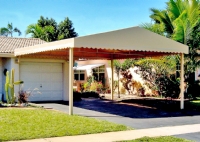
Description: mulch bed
xmin=120 ymin=98 xmax=199 ymax=112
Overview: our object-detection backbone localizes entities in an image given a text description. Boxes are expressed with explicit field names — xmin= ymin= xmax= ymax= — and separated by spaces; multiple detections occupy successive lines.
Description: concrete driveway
xmin=36 ymin=98 xmax=200 ymax=141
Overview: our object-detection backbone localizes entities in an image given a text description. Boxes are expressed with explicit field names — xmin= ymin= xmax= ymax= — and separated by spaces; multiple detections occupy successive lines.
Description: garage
xmin=19 ymin=62 xmax=63 ymax=101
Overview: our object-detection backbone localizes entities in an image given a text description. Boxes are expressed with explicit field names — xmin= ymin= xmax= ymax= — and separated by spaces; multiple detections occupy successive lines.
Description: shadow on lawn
xmin=35 ymin=98 xmax=200 ymax=119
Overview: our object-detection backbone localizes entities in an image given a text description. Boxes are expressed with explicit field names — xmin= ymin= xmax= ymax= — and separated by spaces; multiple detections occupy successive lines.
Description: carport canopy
xmin=15 ymin=26 xmax=188 ymax=115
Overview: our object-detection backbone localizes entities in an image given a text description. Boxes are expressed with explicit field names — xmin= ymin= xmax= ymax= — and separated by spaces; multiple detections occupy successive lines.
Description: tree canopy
xmin=26 ymin=16 xmax=78 ymax=42
xmin=142 ymin=0 xmax=200 ymax=77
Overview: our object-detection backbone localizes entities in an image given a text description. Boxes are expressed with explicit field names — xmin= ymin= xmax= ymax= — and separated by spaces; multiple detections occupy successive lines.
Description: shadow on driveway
xmin=35 ymin=98 xmax=200 ymax=119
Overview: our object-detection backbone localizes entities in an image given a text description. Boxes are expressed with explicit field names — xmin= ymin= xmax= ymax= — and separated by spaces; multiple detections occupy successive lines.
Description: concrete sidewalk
xmin=9 ymin=124 xmax=200 ymax=142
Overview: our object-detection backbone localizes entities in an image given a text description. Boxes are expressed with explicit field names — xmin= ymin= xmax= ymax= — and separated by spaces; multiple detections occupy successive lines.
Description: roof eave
xmin=0 ymin=53 xmax=15 ymax=57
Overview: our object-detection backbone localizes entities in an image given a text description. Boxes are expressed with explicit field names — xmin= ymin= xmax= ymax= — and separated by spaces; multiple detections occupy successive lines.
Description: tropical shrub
xmin=131 ymin=80 xmax=146 ymax=96
xmin=5 ymin=69 xmax=24 ymax=104
xmin=133 ymin=57 xmax=180 ymax=98
xmin=120 ymin=86 xmax=126 ymax=94
xmin=187 ymin=80 xmax=200 ymax=99
xmin=18 ymin=90 xmax=29 ymax=105
xmin=120 ymin=70 xmax=133 ymax=94
xmin=155 ymin=75 xmax=180 ymax=98
xmin=90 ymin=81 xmax=103 ymax=92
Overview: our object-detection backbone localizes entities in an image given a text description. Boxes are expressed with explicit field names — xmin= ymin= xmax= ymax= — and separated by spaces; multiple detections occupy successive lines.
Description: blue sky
xmin=0 ymin=0 xmax=168 ymax=37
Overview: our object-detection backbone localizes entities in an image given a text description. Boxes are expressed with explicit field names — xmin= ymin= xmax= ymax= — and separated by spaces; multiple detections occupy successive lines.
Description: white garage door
xmin=20 ymin=62 xmax=63 ymax=101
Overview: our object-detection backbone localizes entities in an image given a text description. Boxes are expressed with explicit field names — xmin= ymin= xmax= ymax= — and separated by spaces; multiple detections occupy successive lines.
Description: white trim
xmin=20 ymin=58 xmax=66 ymax=63
xmin=0 ymin=53 xmax=14 ymax=57
xmin=111 ymin=60 xmax=114 ymax=100
xmin=69 ymin=48 xmax=74 ymax=115
xmin=180 ymin=53 xmax=184 ymax=109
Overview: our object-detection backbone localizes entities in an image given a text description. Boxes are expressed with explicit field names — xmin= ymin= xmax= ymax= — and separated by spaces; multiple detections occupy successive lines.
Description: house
xmin=73 ymin=60 xmax=111 ymax=92
xmin=0 ymin=27 xmax=188 ymax=113
xmin=0 ymin=37 xmax=66 ymax=102
xmin=74 ymin=59 xmax=146 ymax=94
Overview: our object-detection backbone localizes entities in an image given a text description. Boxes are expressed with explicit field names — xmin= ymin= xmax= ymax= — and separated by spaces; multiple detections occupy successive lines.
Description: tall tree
xmin=26 ymin=16 xmax=78 ymax=42
xmin=26 ymin=24 xmax=54 ymax=42
xmin=185 ymin=19 xmax=200 ymax=75
xmin=37 ymin=16 xmax=58 ymax=41
xmin=58 ymin=17 xmax=78 ymax=40
xmin=140 ymin=23 xmax=165 ymax=36
xmin=0 ymin=27 xmax=9 ymax=36
xmin=150 ymin=0 xmax=200 ymax=42
xmin=149 ymin=0 xmax=200 ymax=78
xmin=0 ymin=23 xmax=21 ymax=37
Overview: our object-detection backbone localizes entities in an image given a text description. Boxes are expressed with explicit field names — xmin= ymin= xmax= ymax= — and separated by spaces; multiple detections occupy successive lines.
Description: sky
xmin=0 ymin=0 xmax=168 ymax=37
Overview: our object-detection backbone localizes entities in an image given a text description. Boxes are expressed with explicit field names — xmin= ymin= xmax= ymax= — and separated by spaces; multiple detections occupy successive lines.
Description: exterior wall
xmin=0 ymin=58 xmax=2 ymax=100
xmin=63 ymin=61 xmax=69 ymax=101
xmin=195 ymin=68 xmax=200 ymax=80
xmin=1 ymin=58 xmax=69 ymax=101
xmin=2 ymin=58 xmax=11 ymax=100
xmin=76 ymin=60 xmax=112 ymax=89
xmin=76 ymin=59 xmax=152 ymax=95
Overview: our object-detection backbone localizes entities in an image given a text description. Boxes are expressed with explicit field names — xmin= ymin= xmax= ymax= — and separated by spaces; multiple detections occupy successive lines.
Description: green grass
xmin=188 ymin=99 xmax=200 ymax=111
xmin=0 ymin=108 xmax=131 ymax=141
xmin=190 ymin=100 xmax=200 ymax=106
xmin=119 ymin=136 xmax=192 ymax=142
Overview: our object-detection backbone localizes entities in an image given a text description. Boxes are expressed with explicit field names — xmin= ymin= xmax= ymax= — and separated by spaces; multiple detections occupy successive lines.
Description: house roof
xmin=14 ymin=27 xmax=188 ymax=60
xmin=0 ymin=36 xmax=46 ymax=53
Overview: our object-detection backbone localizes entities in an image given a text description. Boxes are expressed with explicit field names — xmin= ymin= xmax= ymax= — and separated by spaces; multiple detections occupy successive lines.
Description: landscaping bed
xmin=120 ymin=97 xmax=200 ymax=112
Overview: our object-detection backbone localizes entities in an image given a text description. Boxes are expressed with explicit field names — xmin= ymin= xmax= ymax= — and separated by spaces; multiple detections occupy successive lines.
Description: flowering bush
xmin=90 ymin=81 xmax=103 ymax=92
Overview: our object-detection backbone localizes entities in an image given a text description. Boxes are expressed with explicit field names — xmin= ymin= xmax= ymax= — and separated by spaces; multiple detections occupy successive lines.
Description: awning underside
xmin=18 ymin=47 xmax=174 ymax=60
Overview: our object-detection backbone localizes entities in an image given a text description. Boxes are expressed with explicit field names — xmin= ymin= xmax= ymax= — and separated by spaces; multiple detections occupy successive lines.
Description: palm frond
xmin=14 ymin=28 xmax=21 ymax=36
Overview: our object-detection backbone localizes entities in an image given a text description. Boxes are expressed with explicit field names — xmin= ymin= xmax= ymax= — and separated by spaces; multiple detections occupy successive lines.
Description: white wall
xmin=63 ymin=61 xmax=69 ymax=101
xmin=0 ymin=58 xmax=2 ymax=100
xmin=195 ymin=68 xmax=200 ymax=80
xmin=2 ymin=58 xmax=11 ymax=100
xmin=76 ymin=60 xmax=111 ymax=87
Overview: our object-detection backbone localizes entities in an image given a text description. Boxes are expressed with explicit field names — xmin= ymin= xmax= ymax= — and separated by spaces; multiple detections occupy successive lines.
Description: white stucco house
xmin=0 ymin=36 xmax=69 ymax=102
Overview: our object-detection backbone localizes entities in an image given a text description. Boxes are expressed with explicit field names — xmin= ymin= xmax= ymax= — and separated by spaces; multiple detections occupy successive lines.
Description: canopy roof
xmin=15 ymin=26 xmax=188 ymax=60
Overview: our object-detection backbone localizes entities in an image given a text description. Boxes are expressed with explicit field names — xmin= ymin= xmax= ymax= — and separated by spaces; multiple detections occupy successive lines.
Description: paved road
xmin=36 ymin=98 xmax=200 ymax=141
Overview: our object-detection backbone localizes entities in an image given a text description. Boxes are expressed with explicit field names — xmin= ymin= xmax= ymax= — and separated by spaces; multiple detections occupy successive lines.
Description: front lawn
xmin=188 ymin=99 xmax=200 ymax=111
xmin=119 ymin=136 xmax=192 ymax=142
xmin=0 ymin=108 xmax=130 ymax=141
xmin=190 ymin=100 xmax=200 ymax=106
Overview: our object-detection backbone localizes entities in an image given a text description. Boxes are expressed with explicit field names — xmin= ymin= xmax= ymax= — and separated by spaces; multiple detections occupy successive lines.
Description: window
xmin=92 ymin=65 xmax=105 ymax=84
xmin=74 ymin=70 xmax=85 ymax=81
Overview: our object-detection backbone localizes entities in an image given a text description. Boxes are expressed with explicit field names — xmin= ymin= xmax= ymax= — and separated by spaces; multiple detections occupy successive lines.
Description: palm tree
xmin=26 ymin=24 xmax=54 ymax=42
xmin=0 ymin=27 xmax=9 ymax=36
xmin=150 ymin=0 xmax=200 ymax=42
xmin=0 ymin=23 xmax=21 ymax=37
xmin=140 ymin=23 xmax=165 ymax=36
xmin=150 ymin=0 xmax=200 ymax=74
